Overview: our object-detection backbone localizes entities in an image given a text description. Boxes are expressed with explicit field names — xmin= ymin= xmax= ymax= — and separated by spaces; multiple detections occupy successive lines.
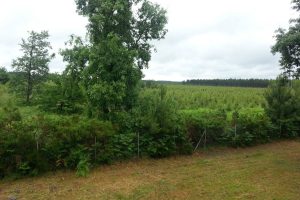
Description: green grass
xmin=1 ymin=140 xmax=299 ymax=200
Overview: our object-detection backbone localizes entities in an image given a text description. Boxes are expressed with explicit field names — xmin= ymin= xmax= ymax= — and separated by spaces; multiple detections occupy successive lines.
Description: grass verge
xmin=1 ymin=140 xmax=299 ymax=200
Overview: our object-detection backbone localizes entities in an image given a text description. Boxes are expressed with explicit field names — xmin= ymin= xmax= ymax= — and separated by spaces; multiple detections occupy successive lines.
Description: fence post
xmin=94 ymin=136 xmax=97 ymax=162
xmin=204 ymin=128 xmax=207 ymax=150
xmin=137 ymin=132 xmax=140 ymax=159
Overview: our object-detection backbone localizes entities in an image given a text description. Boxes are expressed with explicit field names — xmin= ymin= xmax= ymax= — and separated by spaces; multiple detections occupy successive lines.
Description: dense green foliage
xmin=73 ymin=0 xmax=167 ymax=119
xmin=180 ymin=107 xmax=275 ymax=148
xmin=59 ymin=35 xmax=88 ymax=111
xmin=0 ymin=113 xmax=115 ymax=178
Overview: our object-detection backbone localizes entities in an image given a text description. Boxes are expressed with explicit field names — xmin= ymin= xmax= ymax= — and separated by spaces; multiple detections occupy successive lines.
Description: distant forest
xmin=183 ymin=79 xmax=271 ymax=88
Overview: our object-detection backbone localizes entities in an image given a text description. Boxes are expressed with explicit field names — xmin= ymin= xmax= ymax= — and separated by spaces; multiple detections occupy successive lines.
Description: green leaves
xmin=272 ymin=1 xmax=300 ymax=79
xmin=12 ymin=31 xmax=54 ymax=104
xmin=72 ymin=0 xmax=168 ymax=118
xmin=133 ymin=0 xmax=167 ymax=69
xmin=272 ymin=28 xmax=300 ymax=78
xmin=60 ymin=35 xmax=89 ymax=110
xmin=76 ymin=156 xmax=91 ymax=177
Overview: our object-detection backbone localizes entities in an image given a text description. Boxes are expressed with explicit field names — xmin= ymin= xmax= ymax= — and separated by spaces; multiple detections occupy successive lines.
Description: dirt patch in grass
xmin=1 ymin=140 xmax=300 ymax=200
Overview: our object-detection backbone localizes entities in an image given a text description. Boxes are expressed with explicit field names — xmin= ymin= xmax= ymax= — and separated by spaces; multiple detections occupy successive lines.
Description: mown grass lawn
xmin=1 ymin=140 xmax=300 ymax=200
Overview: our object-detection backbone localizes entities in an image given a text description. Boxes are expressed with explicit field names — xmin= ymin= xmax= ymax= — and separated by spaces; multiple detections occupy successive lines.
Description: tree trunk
xmin=26 ymin=71 xmax=31 ymax=104
xmin=26 ymin=47 xmax=33 ymax=104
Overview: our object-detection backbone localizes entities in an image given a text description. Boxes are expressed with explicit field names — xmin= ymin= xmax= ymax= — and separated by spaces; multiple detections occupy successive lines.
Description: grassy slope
xmin=1 ymin=140 xmax=300 ymax=200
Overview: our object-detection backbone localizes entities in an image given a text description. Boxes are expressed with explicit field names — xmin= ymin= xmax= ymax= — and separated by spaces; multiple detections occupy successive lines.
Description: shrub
xmin=221 ymin=108 xmax=273 ymax=147
xmin=0 ymin=114 xmax=116 ymax=178
xmin=180 ymin=108 xmax=227 ymax=146
xmin=111 ymin=133 xmax=136 ymax=160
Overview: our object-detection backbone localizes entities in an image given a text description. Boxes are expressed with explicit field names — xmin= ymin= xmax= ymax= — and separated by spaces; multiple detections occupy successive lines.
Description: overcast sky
xmin=0 ymin=0 xmax=296 ymax=81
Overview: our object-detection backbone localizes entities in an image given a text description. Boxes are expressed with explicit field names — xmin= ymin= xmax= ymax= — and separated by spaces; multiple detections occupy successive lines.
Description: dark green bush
xmin=221 ymin=108 xmax=273 ymax=147
xmin=111 ymin=133 xmax=136 ymax=160
xmin=37 ymin=81 xmax=85 ymax=114
xmin=180 ymin=108 xmax=227 ymax=146
xmin=181 ymin=107 xmax=274 ymax=148
xmin=0 ymin=114 xmax=116 ymax=178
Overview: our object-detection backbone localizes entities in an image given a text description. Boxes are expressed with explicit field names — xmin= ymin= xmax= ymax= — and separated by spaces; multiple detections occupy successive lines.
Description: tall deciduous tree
xmin=272 ymin=0 xmax=300 ymax=79
xmin=12 ymin=31 xmax=54 ymax=104
xmin=74 ymin=0 xmax=167 ymax=118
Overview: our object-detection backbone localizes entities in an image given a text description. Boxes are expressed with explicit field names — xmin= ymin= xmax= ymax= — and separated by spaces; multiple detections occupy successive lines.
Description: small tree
xmin=0 ymin=67 xmax=9 ymax=84
xmin=264 ymin=75 xmax=300 ymax=137
xmin=12 ymin=31 xmax=54 ymax=104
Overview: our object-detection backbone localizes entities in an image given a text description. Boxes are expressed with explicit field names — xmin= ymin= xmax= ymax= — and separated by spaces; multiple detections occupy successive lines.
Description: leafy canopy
xmin=74 ymin=0 xmax=168 ymax=118
xmin=272 ymin=0 xmax=300 ymax=79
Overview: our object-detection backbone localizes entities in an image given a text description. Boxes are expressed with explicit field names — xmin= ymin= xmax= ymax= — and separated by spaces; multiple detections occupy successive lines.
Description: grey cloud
xmin=0 ymin=0 xmax=294 ymax=81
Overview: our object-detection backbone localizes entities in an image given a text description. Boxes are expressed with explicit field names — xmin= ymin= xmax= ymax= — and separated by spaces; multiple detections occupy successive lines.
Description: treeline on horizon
xmin=2 ymin=73 xmax=273 ymax=89
xmin=183 ymin=79 xmax=271 ymax=88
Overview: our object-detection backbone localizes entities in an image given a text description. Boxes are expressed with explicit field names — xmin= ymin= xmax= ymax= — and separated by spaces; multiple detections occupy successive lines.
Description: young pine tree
xmin=264 ymin=75 xmax=300 ymax=137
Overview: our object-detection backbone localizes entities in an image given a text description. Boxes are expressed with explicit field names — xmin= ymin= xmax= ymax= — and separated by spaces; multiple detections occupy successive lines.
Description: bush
xmin=0 ymin=114 xmax=116 ymax=178
xmin=111 ymin=133 xmax=136 ymax=160
xmin=180 ymin=108 xmax=227 ymax=146
xmin=221 ymin=108 xmax=273 ymax=147
xmin=181 ymin=107 xmax=274 ymax=148
xmin=37 ymin=80 xmax=85 ymax=114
